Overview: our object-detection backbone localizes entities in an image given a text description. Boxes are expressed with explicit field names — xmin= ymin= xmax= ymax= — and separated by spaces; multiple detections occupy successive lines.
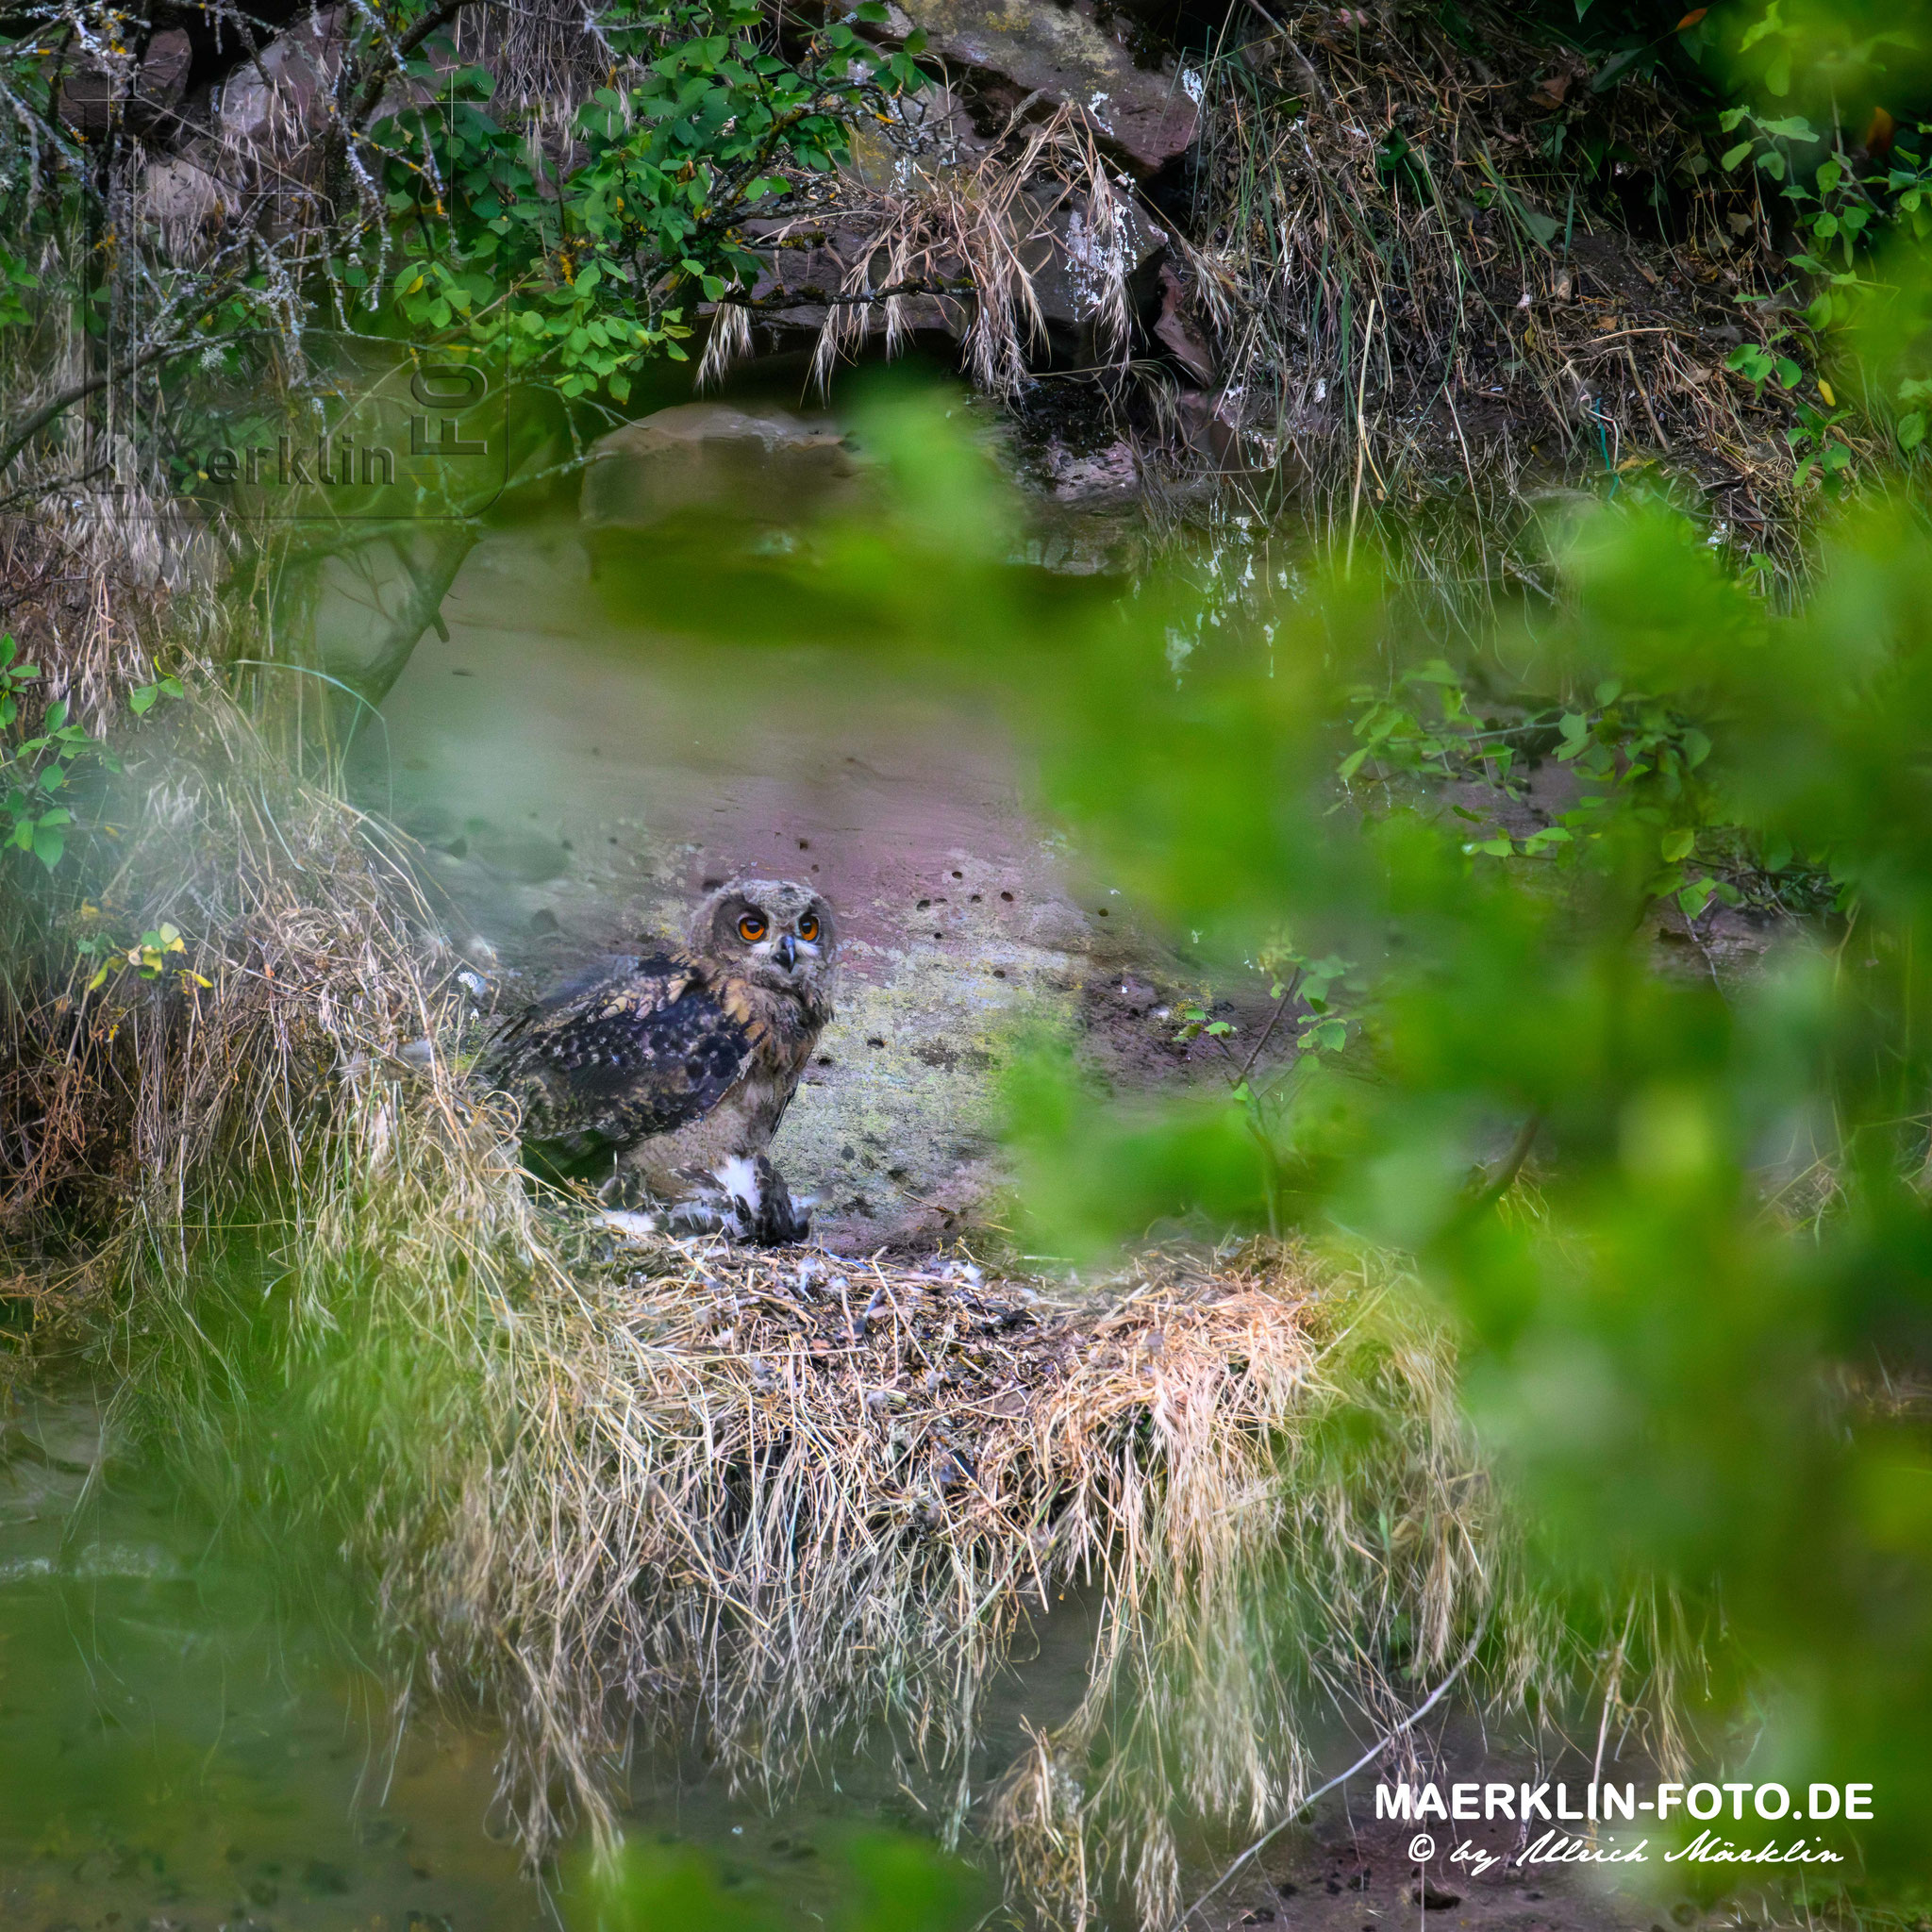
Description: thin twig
xmin=1232 ymin=968 xmax=1302 ymax=1090
xmin=1345 ymin=295 xmax=1379 ymax=575
xmin=1171 ymin=1619 xmax=1489 ymax=1930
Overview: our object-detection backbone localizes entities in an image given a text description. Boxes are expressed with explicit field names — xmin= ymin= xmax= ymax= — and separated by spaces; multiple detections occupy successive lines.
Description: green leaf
xmin=1899 ymin=411 xmax=1926 ymax=452
xmin=1722 ymin=141 xmax=1755 ymax=172
xmin=1661 ymin=828 xmax=1696 ymax=862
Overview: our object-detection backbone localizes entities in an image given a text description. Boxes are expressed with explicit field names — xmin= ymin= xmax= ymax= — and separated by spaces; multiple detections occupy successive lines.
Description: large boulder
xmin=142 ymin=146 xmax=227 ymax=262
xmin=57 ymin=26 xmax=192 ymax=138
xmin=732 ymin=220 xmax=966 ymax=340
xmin=1020 ymin=190 xmax=1170 ymax=331
xmin=216 ymin=8 xmax=446 ymax=163
xmin=217 ymin=8 xmax=345 ymax=154
xmin=579 ymin=404 xmax=862 ymax=531
xmin=877 ymin=0 xmax=1201 ymax=174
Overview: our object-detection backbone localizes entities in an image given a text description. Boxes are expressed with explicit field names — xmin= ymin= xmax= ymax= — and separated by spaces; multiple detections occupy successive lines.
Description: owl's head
xmin=691 ymin=877 xmax=838 ymax=995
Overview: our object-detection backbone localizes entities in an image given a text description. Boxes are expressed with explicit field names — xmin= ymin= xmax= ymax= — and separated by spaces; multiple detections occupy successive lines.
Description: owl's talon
xmin=600 ymin=1208 xmax=659 ymax=1242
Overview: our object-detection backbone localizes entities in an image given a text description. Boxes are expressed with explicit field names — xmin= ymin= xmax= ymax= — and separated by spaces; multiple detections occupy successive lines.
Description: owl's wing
xmin=489 ymin=951 xmax=754 ymax=1163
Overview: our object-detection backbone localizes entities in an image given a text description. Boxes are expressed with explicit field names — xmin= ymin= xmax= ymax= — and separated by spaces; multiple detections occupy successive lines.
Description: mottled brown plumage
xmin=488 ymin=878 xmax=836 ymax=1243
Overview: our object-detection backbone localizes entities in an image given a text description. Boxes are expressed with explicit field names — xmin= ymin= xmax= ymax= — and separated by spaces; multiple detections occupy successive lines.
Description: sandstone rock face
xmin=217 ymin=8 xmax=346 ymax=154
xmin=1153 ymin=261 xmax=1217 ymax=383
xmin=844 ymin=81 xmax=992 ymax=186
xmin=579 ymin=404 xmax=862 ymax=531
xmin=1020 ymin=191 xmax=1169 ymax=330
xmin=1040 ymin=438 xmax=1139 ymax=503
xmin=57 ymin=26 xmax=193 ymax=138
xmin=142 ymin=148 xmax=226 ymax=261
xmin=880 ymin=0 xmax=1201 ymax=173
xmin=734 ymin=221 xmax=966 ymax=339
xmin=140 ymin=29 xmax=193 ymax=114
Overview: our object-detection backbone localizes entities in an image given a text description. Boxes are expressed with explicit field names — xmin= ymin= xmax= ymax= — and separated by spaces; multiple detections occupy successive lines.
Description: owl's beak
xmin=773 ymin=934 xmax=798 ymax=972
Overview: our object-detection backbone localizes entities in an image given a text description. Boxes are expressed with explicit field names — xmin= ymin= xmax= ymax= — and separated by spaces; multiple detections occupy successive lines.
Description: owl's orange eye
xmin=738 ymin=913 xmax=768 ymax=942
xmin=797 ymin=914 xmax=820 ymax=943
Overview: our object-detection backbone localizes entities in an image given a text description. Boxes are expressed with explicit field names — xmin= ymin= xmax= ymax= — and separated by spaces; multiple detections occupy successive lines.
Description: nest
xmin=412 ymin=1220 xmax=1527 ymax=1931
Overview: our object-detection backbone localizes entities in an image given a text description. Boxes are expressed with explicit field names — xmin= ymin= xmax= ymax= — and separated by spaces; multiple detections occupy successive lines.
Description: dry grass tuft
xmin=1160 ymin=3 xmax=1810 ymax=580
xmin=706 ymin=102 xmax=1145 ymax=403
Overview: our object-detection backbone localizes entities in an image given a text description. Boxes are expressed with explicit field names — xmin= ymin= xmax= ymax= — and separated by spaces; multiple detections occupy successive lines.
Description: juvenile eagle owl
xmin=488 ymin=878 xmax=836 ymax=1243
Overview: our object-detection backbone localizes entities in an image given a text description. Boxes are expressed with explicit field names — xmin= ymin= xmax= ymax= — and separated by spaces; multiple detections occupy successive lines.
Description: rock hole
xmin=991 ymin=968 xmax=1007 ymax=979
xmin=866 ymin=1036 xmax=885 ymax=1049
xmin=1000 ymin=891 xmax=1014 ymax=901
xmin=917 ymin=898 xmax=931 ymax=908
xmin=797 ymin=838 xmax=810 ymax=849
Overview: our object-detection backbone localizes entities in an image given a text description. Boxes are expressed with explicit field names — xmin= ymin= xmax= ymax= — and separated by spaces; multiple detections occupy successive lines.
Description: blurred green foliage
xmin=1021 ymin=501 xmax=1932 ymax=1885
xmin=573 ymin=1830 xmax=983 ymax=1932
xmin=605 ymin=368 xmax=1932 ymax=1891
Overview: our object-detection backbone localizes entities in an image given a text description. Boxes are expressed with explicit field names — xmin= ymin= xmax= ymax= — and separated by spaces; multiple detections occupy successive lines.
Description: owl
xmin=487 ymin=878 xmax=836 ymax=1244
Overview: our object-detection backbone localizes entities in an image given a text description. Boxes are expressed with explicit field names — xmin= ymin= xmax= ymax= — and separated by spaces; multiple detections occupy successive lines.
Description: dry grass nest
xmin=433 ymin=1216 xmax=1557 ymax=1932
